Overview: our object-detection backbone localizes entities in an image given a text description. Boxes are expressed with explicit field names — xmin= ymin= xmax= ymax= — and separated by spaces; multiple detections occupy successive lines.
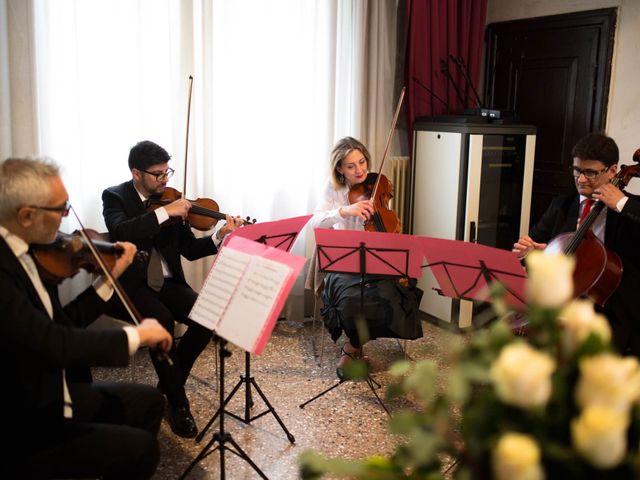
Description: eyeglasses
xmin=140 ymin=167 xmax=175 ymax=181
xmin=26 ymin=200 xmax=71 ymax=216
xmin=570 ymin=166 xmax=609 ymax=179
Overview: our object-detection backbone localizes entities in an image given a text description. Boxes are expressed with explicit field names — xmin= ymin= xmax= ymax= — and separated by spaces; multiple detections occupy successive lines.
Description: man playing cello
xmin=513 ymin=132 xmax=640 ymax=356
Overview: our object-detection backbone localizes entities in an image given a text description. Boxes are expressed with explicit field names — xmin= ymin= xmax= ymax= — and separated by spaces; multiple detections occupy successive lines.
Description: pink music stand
xmin=416 ymin=236 xmax=527 ymax=312
xmin=224 ymin=214 xmax=312 ymax=252
xmin=299 ymin=228 xmax=424 ymax=414
xmin=196 ymin=215 xmax=312 ymax=454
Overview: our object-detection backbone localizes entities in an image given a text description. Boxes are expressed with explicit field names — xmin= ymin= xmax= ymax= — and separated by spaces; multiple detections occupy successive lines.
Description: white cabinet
xmin=410 ymin=122 xmax=536 ymax=329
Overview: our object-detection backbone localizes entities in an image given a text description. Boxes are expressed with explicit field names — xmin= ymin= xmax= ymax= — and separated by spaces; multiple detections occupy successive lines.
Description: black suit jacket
xmin=0 ymin=237 xmax=129 ymax=436
xmin=102 ymin=180 xmax=218 ymax=290
xmin=529 ymin=192 xmax=640 ymax=355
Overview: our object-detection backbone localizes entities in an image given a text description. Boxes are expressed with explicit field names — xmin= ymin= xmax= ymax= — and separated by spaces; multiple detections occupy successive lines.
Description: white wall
xmin=487 ymin=0 xmax=640 ymax=179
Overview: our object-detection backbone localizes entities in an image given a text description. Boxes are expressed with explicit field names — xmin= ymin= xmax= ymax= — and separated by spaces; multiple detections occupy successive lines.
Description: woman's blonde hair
xmin=328 ymin=136 xmax=371 ymax=189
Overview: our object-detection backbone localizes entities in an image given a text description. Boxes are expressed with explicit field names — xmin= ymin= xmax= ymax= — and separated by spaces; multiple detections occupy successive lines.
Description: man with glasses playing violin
xmin=513 ymin=132 xmax=640 ymax=357
xmin=102 ymin=140 xmax=243 ymax=438
xmin=0 ymin=157 xmax=173 ymax=479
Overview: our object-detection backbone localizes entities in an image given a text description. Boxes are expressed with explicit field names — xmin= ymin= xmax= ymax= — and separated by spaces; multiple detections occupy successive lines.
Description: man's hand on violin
xmin=217 ymin=214 xmax=244 ymax=239
xmin=592 ymin=184 xmax=625 ymax=210
xmin=164 ymin=198 xmax=192 ymax=219
xmin=137 ymin=319 xmax=172 ymax=352
xmin=512 ymin=235 xmax=547 ymax=259
xmin=340 ymin=200 xmax=374 ymax=221
xmin=110 ymin=242 xmax=138 ymax=279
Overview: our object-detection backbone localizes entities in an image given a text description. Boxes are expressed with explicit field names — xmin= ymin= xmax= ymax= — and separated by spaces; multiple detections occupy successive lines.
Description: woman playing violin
xmin=311 ymin=137 xmax=423 ymax=379
xmin=513 ymin=132 xmax=640 ymax=357
xmin=313 ymin=136 xmax=376 ymax=230
xmin=102 ymin=140 xmax=243 ymax=438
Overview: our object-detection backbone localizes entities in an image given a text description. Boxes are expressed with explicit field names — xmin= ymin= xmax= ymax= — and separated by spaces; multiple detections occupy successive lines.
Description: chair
xmin=305 ymin=251 xmax=330 ymax=366
xmin=306 ymin=252 xmax=411 ymax=367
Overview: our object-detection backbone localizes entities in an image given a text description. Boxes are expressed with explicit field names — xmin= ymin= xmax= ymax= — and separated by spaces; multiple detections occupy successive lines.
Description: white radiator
xmin=390 ymin=156 xmax=409 ymax=230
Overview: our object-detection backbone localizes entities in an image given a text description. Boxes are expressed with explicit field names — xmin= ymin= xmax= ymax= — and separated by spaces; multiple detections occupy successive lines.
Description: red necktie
xmin=579 ymin=198 xmax=595 ymax=226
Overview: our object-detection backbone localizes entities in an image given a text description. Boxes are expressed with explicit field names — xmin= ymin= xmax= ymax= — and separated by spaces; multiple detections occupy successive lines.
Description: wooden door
xmin=484 ymin=8 xmax=616 ymax=226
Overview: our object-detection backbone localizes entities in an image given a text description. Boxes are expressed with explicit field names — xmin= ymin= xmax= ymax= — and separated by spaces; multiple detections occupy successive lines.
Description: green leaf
xmin=389 ymin=360 xmax=412 ymax=377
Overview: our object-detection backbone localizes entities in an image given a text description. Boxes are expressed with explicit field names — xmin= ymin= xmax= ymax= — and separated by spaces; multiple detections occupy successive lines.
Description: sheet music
xmin=189 ymin=244 xmax=293 ymax=352
xmin=215 ymin=253 xmax=291 ymax=349
xmin=189 ymin=248 xmax=250 ymax=329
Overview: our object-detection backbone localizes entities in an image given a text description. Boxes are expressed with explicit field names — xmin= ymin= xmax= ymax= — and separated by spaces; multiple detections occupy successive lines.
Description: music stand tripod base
xmin=197 ymin=351 xmax=295 ymax=444
xmin=179 ymin=340 xmax=269 ymax=480
xmin=299 ymin=371 xmax=390 ymax=416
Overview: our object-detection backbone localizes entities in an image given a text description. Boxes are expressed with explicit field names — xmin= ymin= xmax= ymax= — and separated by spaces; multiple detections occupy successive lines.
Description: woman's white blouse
xmin=311 ymin=181 xmax=364 ymax=231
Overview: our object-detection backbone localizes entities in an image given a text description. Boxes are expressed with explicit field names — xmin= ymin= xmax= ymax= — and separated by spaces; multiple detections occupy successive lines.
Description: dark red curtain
xmin=404 ymin=0 xmax=487 ymax=148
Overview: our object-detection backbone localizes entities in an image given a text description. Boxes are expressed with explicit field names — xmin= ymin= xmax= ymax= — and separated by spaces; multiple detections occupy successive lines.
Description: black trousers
xmin=108 ymin=278 xmax=212 ymax=407
xmin=17 ymin=382 xmax=164 ymax=480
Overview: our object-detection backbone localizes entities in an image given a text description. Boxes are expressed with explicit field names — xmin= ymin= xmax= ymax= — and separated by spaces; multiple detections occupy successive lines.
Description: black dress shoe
xmin=167 ymin=405 xmax=198 ymax=438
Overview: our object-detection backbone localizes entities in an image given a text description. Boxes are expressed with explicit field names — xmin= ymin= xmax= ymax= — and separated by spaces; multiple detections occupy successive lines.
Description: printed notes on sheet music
xmin=189 ymin=245 xmax=292 ymax=353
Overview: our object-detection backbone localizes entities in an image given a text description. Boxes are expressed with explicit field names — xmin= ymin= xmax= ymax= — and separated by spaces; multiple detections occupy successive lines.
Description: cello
xmin=545 ymin=149 xmax=640 ymax=307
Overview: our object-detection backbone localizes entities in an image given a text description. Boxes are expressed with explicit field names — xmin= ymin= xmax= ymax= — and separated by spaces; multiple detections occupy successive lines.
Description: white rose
xmin=558 ymin=300 xmax=611 ymax=354
xmin=492 ymin=432 xmax=544 ymax=480
xmin=576 ymin=353 xmax=640 ymax=414
xmin=571 ymin=405 xmax=628 ymax=469
xmin=526 ymin=251 xmax=574 ymax=308
xmin=490 ymin=343 xmax=556 ymax=409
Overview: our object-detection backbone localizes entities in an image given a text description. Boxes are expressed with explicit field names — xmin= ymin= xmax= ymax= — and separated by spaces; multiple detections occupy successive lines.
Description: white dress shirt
xmin=0 ymin=225 xmax=140 ymax=417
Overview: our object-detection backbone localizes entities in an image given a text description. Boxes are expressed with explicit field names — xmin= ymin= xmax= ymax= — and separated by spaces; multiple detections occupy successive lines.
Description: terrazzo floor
xmin=94 ymin=318 xmax=461 ymax=479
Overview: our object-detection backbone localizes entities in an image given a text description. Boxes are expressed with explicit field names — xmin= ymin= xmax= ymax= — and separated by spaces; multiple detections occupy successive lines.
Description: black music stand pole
xmin=180 ymin=340 xmax=268 ymax=480
xmin=299 ymin=240 xmax=414 ymax=415
xmin=196 ymin=232 xmax=300 ymax=443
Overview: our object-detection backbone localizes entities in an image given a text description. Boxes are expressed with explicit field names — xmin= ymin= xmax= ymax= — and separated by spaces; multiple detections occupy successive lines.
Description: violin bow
xmin=69 ymin=206 xmax=173 ymax=365
xmin=181 ymin=75 xmax=194 ymax=200
xmin=371 ymin=86 xmax=406 ymax=200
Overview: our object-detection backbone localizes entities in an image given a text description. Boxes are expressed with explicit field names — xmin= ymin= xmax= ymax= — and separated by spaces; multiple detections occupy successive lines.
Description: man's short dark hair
xmin=571 ymin=132 xmax=619 ymax=167
xmin=128 ymin=141 xmax=171 ymax=170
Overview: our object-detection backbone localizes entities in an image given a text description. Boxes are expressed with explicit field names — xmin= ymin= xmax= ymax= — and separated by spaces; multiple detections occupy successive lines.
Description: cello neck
xmin=565 ymin=171 xmax=630 ymax=255
xmin=565 ymin=200 xmax=605 ymax=254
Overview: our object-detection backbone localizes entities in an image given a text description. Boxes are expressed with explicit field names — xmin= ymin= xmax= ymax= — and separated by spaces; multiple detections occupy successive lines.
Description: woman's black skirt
xmin=321 ymin=273 xmax=423 ymax=347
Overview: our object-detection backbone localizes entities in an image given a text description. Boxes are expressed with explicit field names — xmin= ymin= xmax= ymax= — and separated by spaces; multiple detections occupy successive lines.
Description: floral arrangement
xmin=300 ymin=251 xmax=640 ymax=479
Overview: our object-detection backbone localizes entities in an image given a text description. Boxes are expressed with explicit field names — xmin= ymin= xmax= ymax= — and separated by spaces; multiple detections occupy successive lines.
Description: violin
xmin=55 ymin=210 xmax=172 ymax=365
xmin=348 ymin=173 xmax=401 ymax=233
xmin=545 ymin=149 xmax=640 ymax=306
xmin=31 ymin=229 xmax=148 ymax=284
xmin=145 ymin=186 xmax=256 ymax=231
xmin=348 ymin=87 xmax=405 ymax=234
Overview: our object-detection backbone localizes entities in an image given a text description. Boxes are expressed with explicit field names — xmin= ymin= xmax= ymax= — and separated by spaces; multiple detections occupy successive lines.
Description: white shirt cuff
xmin=155 ymin=207 xmax=169 ymax=224
xmin=92 ymin=276 xmax=113 ymax=301
xmin=122 ymin=326 xmax=141 ymax=356
xmin=616 ymin=196 xmax=629 ymax=213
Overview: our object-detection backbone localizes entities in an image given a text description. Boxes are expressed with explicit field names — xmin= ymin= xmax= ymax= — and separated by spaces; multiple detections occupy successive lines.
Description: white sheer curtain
xmin=32 ymin=0 xmax=186 ymax=231
xmin=192 ymin=0 xmax=340 ymax=224
xmin=3 ymin=0 xmax=399 ymax=302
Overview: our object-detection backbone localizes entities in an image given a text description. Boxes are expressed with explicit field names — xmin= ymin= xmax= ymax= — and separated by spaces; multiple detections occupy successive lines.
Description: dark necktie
xmin=147 ymin=248 xmax=164 ymax=292
xmin=579 ymin=198 xmax=595 ymax=226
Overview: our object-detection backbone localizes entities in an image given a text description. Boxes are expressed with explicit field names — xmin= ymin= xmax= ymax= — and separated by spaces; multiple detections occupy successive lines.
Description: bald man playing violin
xmin=513 ymin=132 xmax=640 ymax=357
xmin=0 ymin=157 xmax=173 ymax=479
xmin=102 ymin=139 xmax=243 ymax=438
